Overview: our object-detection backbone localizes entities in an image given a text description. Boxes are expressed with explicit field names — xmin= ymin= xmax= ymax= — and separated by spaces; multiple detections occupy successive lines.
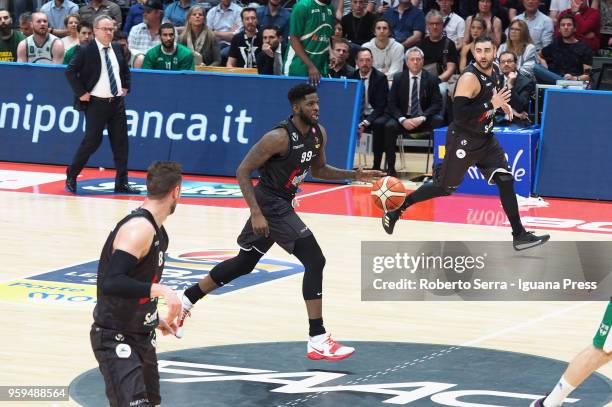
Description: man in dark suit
xmin=384 ymin=46 xmax=443 ymax=176
xmin=65 ymin=14 xmax=138 ymax=194
xmin=257 ymin=25 xmax=284 ymax=75
xmin=499 ymin=51 xmax=534 ymax=127
xmin=350 ymin=48 xmax=389 ymax=172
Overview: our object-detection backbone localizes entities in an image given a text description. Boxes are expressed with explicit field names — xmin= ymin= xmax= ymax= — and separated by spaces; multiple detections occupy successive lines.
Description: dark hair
xmin=0 ymin=7 xmax=9 ymax=13
xmin=373 ymin=16 xmax=393 ymax=37
xmin=287 ymin=83 xmax=317 ymax=105
xmin=113 ymin=30 xmax=127 ymax=41
xmin=158 ymin=22 xmax=175 ymax=35
xmin=355 ymin=47 xmax=372 ymax=60
xmin=559 ymin=13 xmax=576 ymax=27
xmin=474 ymin=33 xmax=495 ymax=46
xmin=262 ymin=25 xmax=282 ymax=37
xmin=241 ymin=7 xmax=257 ymax=20
xmin=78 ymin=20 xmax=92 ymax=32
xmin=146 ymin=161 xmax=182 ymax=199
xmin=499 ymin=50 xmax=517 ymax=62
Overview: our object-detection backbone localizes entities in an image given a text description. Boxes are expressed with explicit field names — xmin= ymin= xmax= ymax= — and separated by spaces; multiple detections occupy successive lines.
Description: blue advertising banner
xmin=433 ymin=126 xmax=538 ymax=196
xmin=535 ymin=89 xmax=612 ymax=200
xmin=0 ymin=63 xmax=362 ymax=176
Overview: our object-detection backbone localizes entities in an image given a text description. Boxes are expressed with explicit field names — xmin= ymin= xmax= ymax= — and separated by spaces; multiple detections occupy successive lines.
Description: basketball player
xmin=531 ymin=300 xmax=612 ymax=407
xmin=90 ymin=161 xmax=183 ymax=407
xmin=382 ymin=34 xmax=550 ymax=251
xmin=178 ymin=84 xmax=384 ymax=360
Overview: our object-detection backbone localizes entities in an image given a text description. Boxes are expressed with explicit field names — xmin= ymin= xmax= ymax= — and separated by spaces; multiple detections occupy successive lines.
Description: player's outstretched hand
xmin=251 ymin=212 xmax=270 ymax=237
xmin=491 ymin=87 xmax=511 ymax=110
xmin=356 ymin=169 xmax=386 ymax=183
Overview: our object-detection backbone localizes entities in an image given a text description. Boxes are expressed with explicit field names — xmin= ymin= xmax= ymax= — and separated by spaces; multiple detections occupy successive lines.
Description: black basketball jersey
xmin=257 ymin=117 xmax=323 ymax=200
xmin=454 ymin=63 xmax=503 ymax=136
xmin=93 ymin=208 xmax=169 ymax=334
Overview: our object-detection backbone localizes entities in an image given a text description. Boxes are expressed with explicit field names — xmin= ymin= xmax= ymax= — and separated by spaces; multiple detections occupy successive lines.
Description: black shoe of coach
xmin=114 ymin=183 xmax=140 ymax=194
xmin=66 ymin=176 xmax=77 ymax=194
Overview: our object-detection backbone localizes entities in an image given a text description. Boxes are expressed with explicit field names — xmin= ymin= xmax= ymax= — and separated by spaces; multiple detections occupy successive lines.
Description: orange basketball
xmin=371 ymin=176 xmax=406 ymax=212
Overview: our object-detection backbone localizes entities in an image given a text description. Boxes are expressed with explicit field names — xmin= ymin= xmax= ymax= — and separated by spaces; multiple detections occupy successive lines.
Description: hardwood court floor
xmin=0 ymin=163 xmax=610 ymax=406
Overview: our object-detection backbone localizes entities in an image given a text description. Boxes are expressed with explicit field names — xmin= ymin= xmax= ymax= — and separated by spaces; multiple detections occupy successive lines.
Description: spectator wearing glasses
xmin=497 ymin=19 xmax=536 ymax=77
xmin=498 ymin=50 xmax=534 ymax=126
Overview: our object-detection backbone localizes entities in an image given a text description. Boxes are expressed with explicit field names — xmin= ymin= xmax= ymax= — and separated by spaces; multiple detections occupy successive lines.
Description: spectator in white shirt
xmin=362 ymin=17 xmax=405 ymax=81
xmin=513 ymin=0 xmax=554 ymax=50
xmin=437 ymin=0 xmax=465 ymax=50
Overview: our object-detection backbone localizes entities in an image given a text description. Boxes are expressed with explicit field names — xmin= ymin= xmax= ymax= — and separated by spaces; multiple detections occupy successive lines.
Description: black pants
xmin=383 ymin=115 xmax=443 ymax=174
xmin=366 ymin=115 xmax=390 ymax=171
xmin=67 ymin=97 xmax=129 ymax=184
xmin=90 ymin=324 xmax=159 ymax=407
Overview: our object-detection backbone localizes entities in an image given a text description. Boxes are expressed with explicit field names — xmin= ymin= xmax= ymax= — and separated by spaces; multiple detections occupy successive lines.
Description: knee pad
xmin=493 ymin=172 xmax=514 ymax=184
xmin=208 ymin=249 xmax=263 ymax=287
xmin=293 ymin=236 xmax=326 ymax=300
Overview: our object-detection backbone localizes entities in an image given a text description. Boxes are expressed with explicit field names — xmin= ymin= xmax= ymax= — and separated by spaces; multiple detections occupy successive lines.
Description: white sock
xmin=544 ymin=375 xmax=575 ymax=407
xmin=309 ymin=333 xmax=327 ymax=343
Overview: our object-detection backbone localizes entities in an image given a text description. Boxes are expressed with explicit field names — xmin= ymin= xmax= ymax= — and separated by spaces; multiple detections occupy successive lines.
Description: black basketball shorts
xmin=237 ymin=187 xmax=313 ymax=254
xmin=90 ymin=324 xmax=160 ymax=407
xmin=433 ymin=124 xmax=512 ymax=189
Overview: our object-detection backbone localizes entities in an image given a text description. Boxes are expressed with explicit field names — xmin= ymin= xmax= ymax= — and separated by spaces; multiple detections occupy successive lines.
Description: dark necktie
xmin=410 ymin=76 xmax=419 ymax=117
xmin=104 ymin=47 xmax=118 ymax=96
xmin=362 ymin=77 xmax=368 ymax=109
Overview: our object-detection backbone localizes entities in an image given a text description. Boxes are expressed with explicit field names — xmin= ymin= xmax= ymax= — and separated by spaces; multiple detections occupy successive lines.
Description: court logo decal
xmin=75 ymin=178 xmax=243 ymax=198
xmin=0 ymin=169 xmax=66 ymax=190
xmin=70 ymin=342 xmax=612 ymax=407
xmin=0 ymin=249 xmax=303 ymax=306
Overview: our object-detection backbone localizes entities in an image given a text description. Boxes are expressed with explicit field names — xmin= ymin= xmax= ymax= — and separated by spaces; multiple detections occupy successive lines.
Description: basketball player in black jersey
xmin=178 ymin=84 xmax=383 ymax=360
xmin=382 ymin=34 xmax=550 ymax=251
xmin=90 ymin=161 xmax=183 ymax=407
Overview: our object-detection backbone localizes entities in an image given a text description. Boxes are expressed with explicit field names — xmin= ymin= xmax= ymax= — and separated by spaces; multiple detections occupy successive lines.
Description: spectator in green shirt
xmin=0 ymin=8 xmax=26 ymax=62
xmin=142 ymin=22 xmax=195 ymax=70
xmin=62 ymin=21 xmax=93 ymax=64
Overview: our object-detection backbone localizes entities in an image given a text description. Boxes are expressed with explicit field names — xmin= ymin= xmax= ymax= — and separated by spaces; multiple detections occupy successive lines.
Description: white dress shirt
xmin=91 ymin=39 xmax=123 ymax=98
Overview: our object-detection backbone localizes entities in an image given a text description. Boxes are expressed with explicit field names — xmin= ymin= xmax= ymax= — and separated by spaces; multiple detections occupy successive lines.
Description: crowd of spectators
xmin=0 ymin=0 xmax=610 ymax=173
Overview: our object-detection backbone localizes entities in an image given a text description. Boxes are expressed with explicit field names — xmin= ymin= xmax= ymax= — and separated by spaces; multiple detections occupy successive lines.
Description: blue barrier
xmin=0 ymin=63 xmax=362 ymax=176
xmin=534 ymin=88 xmax=612 ymax=200
xmin=433 ymin=126 xmax=539 ymax=197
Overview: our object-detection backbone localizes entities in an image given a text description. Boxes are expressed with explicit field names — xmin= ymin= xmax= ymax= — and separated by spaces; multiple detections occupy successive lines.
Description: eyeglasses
xmin=499 ymin=60 xmax=515 ymax=64
xmin=95 ymin=27 xmax=114 ymax=32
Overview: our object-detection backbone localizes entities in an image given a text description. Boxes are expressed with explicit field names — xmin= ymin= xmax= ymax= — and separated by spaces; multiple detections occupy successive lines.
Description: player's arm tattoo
xmin=310 ymin=125 xmax=357 ymax=181
xmin=236 ymin=129 xmax=288 ymax=214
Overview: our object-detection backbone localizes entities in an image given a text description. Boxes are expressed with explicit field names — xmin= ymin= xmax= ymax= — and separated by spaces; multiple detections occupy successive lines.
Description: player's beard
xmin=0 ymin=25 xmax=11 ymax=36
xmin=476 ymin=58 xmax=493 ymax=70
xmin=169 ymin=199 xmax=178 ymax=215
xmin=298 ymin=108 xmax=318 ymax=126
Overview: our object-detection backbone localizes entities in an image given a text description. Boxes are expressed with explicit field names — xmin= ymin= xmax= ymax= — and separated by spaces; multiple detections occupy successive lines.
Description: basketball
xmin=371 ymin=176 xmax=406 ymax=212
